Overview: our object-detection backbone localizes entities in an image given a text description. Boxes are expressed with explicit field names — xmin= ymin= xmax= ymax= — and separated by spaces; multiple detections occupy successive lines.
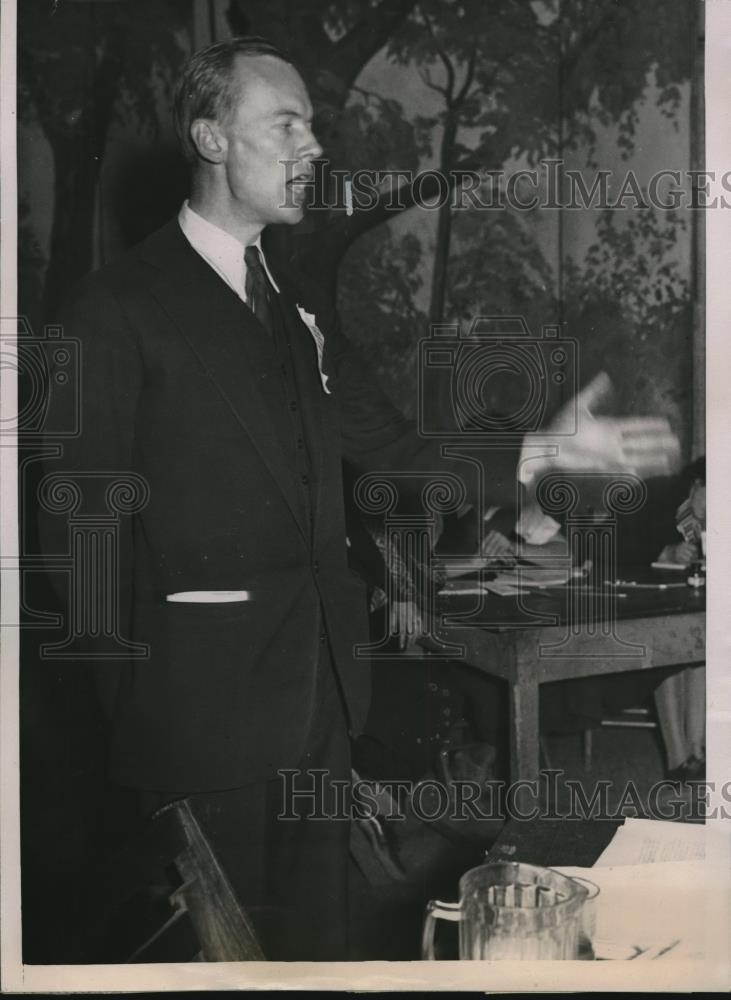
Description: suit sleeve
xmin=322 ymin=306 xmax=523 ymax=511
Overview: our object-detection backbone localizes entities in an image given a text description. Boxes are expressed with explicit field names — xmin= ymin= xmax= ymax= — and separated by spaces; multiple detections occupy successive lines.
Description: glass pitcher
xmin=422 ymin=861 xmax=594 ymax=960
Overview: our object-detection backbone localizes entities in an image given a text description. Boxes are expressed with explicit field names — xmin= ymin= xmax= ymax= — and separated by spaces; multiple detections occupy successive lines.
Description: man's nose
xmin=300 ymin=126 xmax=323 ymax=161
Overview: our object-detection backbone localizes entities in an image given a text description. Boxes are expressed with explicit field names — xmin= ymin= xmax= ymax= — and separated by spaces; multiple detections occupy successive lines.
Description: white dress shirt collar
xmin=178 ymin=200 xmax=280 ymax=302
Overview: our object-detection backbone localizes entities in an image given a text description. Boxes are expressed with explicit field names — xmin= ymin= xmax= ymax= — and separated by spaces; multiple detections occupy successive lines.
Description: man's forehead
xmin=229 ymin=54 xmax=312 ymax=116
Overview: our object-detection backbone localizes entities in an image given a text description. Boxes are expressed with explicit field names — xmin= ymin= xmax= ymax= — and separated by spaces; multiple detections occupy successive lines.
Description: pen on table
xmin=654 ymin=938 xmax=681 ymax=958
xmin=634 ymin=938 xmax=681 ymax=960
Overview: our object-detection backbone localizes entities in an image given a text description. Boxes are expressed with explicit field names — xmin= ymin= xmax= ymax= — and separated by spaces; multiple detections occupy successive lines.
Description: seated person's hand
xmin=439 ymin=530 xmax=516 ymax=578
xmin=479 ymin=529 xmax=517 ymax=565
xmin=657 ymin=540 xmax=699 ymax=566
xmin=515 ymin=534 xmax=570 ymax=563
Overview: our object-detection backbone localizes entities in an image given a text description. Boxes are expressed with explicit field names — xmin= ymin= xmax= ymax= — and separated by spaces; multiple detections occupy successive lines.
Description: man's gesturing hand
xmin=520 ymin=372 xmax=681 ymax=484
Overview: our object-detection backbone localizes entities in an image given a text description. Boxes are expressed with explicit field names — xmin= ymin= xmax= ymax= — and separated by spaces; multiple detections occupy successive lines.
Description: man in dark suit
xmin=39 ymin=37 xmax=680 ymax=960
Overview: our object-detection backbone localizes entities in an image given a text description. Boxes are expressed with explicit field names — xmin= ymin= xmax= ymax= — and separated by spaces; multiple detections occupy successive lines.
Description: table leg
xmin=508 ymin=672 xmax=540 ymax=818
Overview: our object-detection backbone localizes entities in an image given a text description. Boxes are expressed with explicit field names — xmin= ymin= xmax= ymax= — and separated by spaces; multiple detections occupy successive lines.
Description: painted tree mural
xmin=18 ymin=0 xmax=190 ymax=314
xmin=18 ymin=0 xmax=699 ymax=436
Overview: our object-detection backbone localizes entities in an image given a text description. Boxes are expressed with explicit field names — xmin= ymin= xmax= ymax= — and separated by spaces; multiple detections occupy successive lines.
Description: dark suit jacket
xmin=40 ymin=219 xmax=520 ymax=793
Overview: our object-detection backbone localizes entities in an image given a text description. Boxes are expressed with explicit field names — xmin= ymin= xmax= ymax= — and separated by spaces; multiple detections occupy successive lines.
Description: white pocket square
xmin=166 ymin=590 xmax=252 ymax=603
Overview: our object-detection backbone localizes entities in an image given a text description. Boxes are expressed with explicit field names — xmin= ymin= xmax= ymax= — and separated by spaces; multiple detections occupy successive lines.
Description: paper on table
xmin=556 ymin=860 xmax=728 ymax=961
xmin=439 ymin=575 xmax=526 ymax=596
xmin=489 ymin=565 xmax=573 ymax=588
xmin=439 ymin=567 xmax=569 ymax=596
xmin=440 ymin=582 xmax=526 ymax=597
xmin=483 ymin=580 xmax=525 ymax=596
xmin=595 ymin=817 xmax=705 ymax=867
xmin=440 ymin=586 xmax=493 ymax=597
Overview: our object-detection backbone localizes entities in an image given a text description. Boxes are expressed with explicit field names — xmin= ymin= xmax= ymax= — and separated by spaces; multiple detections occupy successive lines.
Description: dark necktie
xmin=244 ymin=245 xmax=274 ymax=336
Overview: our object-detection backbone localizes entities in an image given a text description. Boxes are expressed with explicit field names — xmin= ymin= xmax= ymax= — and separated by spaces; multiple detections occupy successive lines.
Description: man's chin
xmin=271 ymin=205 xmax=306 ymax=227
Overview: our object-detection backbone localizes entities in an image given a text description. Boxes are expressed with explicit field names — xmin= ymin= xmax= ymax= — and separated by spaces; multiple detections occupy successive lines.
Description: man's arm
xmin=289 ymin=271 xmax=680 ymax=515
xmin=324 ymin=310 xmax=522 ymax=510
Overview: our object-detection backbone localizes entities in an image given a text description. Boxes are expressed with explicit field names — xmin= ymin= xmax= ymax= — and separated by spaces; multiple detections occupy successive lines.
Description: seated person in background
xmin=649 ymin=458 xmax=706 ymax=781
xmin=436 ymin=499 xmax=568 ymax=565
xmin=605 ymin=457 xmax=706 ymax=781
xmin=616 ymin=456 xmax=705 ymax=568
xmin=440 ymin=459 xmax=706 ymax=775
xmin=346 ymin=485 xmax=567 ymax=783
xmin=655 ymin=458 xmax=705 ymax=567
xmin=440 ymin=499 xmax=609 ymax=739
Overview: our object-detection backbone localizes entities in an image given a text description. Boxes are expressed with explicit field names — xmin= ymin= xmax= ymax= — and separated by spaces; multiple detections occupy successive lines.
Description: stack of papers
xmin=556 ymin=820 xmax=730 ymax=962
xmin=556 ymin=860 xmax=727 ymax=961
xmin=594 ymin=817 xmax=705 ymax=866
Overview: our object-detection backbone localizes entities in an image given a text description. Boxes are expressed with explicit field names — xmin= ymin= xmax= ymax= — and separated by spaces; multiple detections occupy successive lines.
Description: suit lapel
xmin=271 ymin=276 xmax=327 ymax=520
xmin=268 ymin=266 xmax=344 ymax=541
xmin=136 ymin=221 xmax=309 ymax=543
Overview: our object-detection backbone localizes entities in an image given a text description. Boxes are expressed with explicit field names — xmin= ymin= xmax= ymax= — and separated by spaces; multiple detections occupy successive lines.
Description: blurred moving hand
xmin=521 ymin=372 xmax=681 ymax=483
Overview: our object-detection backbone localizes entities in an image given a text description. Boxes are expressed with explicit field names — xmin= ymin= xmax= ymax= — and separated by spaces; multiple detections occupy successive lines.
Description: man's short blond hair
xmin=173 ymin=36 xmax=293 ymax=162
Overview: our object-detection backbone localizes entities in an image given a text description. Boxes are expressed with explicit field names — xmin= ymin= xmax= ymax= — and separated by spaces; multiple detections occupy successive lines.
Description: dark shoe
xmin=687 ymin=752 xmax=706 ymax=780
xmin=667 ymin=754 xmax=705 ymax=783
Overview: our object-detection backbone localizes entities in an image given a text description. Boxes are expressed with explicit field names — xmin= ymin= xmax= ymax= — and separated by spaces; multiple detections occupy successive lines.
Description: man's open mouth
xmin=287 ymin=171 xmax=314 ymax=191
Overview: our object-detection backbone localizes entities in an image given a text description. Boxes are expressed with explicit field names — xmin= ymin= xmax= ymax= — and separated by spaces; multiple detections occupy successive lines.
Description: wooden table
xmin=423 ymin=569 xmax=706 ymax=791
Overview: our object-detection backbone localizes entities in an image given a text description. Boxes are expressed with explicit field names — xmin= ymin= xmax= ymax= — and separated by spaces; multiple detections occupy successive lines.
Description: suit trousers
xmin=186 ymin=636 xmax=352 ymax=960
xmin=115 ymin=635 xmax=352 ymax=962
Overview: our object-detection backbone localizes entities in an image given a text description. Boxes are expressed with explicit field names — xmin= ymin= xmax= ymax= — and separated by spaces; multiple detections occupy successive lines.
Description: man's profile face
xmin=218 ymin=54 xmax=322 ymax=228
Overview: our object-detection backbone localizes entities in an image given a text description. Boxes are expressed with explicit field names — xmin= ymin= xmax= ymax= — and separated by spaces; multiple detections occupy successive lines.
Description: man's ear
xmin=190 ymin=119 xmax=227 ymax=164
